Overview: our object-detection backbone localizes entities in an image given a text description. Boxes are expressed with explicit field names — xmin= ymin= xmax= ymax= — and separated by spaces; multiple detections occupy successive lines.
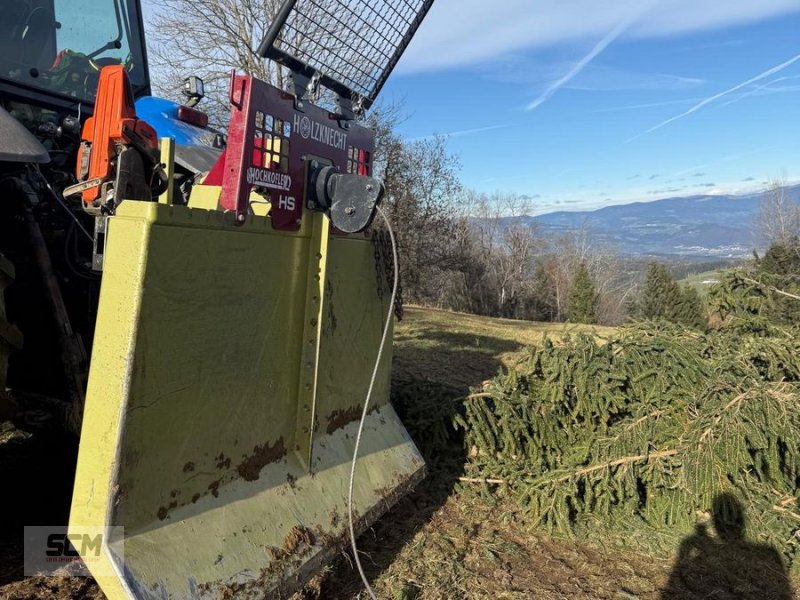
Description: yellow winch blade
xmin=69 ymin=202 xmax=424 ymax=599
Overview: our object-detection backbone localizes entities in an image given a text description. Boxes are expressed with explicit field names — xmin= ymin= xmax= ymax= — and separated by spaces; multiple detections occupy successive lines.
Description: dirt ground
xmin=323 ymin=492 xmax=675 ymax=599
xmin=1 ymin=576 xmax=105 ymax=600
xmin=1 ymin=307 xmax=796 ymax=599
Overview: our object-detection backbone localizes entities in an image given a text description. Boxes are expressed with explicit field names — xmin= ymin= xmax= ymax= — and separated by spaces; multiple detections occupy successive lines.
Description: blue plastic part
xmin=134 ymin=96 xmax=215 ymax=146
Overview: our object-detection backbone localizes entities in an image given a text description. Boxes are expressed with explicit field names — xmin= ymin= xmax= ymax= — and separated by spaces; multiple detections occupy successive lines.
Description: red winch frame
xmin=211 ymin=73 xmax=375 ymax=230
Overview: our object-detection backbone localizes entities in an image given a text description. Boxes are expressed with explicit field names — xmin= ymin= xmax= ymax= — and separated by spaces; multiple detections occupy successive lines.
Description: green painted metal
xmin=69 ymin=201 xmax=424 ymax=599
xmin=295 ymin=212 xmax=330 ymax=468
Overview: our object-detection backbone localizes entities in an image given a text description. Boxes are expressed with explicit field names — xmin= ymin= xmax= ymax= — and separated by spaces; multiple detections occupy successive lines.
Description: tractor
xmin=0 ymin=0 xmax=433 ymax=597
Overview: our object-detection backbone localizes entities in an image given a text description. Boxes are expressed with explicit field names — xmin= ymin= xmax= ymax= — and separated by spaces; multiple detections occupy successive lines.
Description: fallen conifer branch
xmin=458 ymin=477 xmax=506 ymax=485
xmin=456 ymin=324 xmax=800 ymax=567
xmin=742 ymin=277 xmax=800 ymax=301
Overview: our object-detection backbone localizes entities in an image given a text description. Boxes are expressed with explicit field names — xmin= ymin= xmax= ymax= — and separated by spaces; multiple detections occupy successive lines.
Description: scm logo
xmin=24 ymin=525 xmax=122 ymax=576
xmin=46 ymin=533 xmax=103 ymax=557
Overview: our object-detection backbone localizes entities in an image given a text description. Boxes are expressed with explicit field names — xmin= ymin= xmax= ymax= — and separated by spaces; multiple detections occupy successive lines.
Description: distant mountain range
xmin=512 ymin=184 xmax=800 ymax=258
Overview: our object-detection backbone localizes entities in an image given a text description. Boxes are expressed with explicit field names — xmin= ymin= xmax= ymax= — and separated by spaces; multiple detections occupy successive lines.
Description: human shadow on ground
xmin=662 ymin=492 xmax=794 ymax=600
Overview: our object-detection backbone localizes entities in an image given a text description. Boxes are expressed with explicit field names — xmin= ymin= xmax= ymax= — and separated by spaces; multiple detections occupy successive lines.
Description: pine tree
xmin=760 ymin=239 xmax=800 ymax=276
xmin=674 ymin=286 xmax=707 ymax=330
xmin=568 ymin=263 xmax=597 ymax=324
xmin=638 ymin=262 xmax=706 ymax=329
xmin=639 ymin=263 xmax=682 ymax=320
xmin=708 ymin=241 xmax=800 ymax=330
xmin=758 ymin=240 xmax=800 ymax=325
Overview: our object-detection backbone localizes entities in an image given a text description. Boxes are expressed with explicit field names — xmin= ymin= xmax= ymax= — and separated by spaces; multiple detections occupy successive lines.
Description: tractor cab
xmin=0 ymin=0 xmax=218 ymax=205
xmin=0 ymin=0 xmax=149 ymax=108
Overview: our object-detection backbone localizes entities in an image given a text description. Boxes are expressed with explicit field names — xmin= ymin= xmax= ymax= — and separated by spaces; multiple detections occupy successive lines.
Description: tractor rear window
xmin=0 ymin=0 xmax=148 ymax=104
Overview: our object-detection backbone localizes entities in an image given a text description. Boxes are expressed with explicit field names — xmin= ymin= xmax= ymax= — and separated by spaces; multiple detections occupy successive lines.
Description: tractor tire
xmin=0 ymin=255 xmax=23 ymax=418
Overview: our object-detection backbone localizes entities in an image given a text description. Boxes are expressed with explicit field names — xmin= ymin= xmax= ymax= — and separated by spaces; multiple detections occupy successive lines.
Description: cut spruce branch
xmin=742 ymin=277 xmax=800 ymax=301
xmin=459 ymin=449 xmax=678 ymax=487
xmin=456 ymin=324 xmax=800 ymax=568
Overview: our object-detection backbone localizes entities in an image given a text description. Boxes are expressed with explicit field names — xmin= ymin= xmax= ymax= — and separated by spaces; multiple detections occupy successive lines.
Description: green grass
xmin=393 ymin=306 xmax=616 ymax=392
xmin=678 ymin=269 xmax=725 ymax=295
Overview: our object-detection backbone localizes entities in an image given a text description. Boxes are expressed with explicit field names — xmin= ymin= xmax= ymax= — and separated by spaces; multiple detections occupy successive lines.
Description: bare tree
xmin=482 ymin=194 xmax=540 ymax=318
xmin=148 ymin=0 xmax=374 ymax=126
xmin=541 ymin=226 xmax=590 ymax=321
xmin=380 ymin=134 xmax=463 ymax=305
xmin=533 ymin=223 xmax=632 ymax=324
xmin=452 ymin=192 xmax=543 ymax=318
xmin=148 ymin=0 xmax=288 ymax=126
xmin=759 ymin=177 xmax=800 ymax=248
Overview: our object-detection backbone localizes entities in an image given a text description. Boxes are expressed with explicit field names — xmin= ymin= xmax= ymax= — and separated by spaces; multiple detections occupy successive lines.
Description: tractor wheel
xmin=0 ymin=255 xmax=23 ymax=419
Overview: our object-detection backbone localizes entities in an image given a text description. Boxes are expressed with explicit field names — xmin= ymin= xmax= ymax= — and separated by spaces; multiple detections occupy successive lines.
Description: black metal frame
xmin=256 ymin=0 xmax=434 ymax=113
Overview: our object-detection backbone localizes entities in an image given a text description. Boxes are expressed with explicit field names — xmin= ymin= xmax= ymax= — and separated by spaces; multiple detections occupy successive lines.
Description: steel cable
xmin=347 ymin=204 xmax=397 ymax=600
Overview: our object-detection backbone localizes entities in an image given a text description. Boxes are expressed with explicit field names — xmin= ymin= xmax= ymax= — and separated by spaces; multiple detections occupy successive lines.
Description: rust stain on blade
xmin=326 ymin=405 xmax=378 ymax=435
xmin=237 ymin=437 xmax=287 ymax=482
xmin=157 ymin=500 xmax=177 ymax=521
xmin=215 ymin=453 xmax=231 ymax=470
xmin=325 ymin=407 xmax=361 ymax=434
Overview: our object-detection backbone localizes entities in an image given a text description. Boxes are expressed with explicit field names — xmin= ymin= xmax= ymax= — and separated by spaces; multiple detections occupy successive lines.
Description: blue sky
xmin=379 ymin=0 xmax=800 ymax=214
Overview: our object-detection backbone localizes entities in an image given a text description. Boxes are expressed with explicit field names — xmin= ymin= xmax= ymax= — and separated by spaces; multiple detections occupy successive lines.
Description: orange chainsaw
xmin=64 ymin=65 xmax=167 ymax=213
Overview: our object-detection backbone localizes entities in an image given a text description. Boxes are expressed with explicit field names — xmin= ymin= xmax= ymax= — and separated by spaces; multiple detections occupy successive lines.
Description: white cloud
xmin=397 ymin=0 xmax=800 ymax=74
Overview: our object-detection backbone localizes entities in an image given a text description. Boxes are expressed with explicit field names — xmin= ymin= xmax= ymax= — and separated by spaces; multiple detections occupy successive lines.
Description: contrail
xmin=408 ymin=123 xmax=510 ymax=142
xmin=590 ymin=97 xmax=704 ymax=113
xmin=527 ymin=14 xmax=640 ymax=111
xmin=720 ymin=74 xmax=800 ymax=107
xmin=445 ymin=123 xmax=512 ymax=138
xmin=628 ymin=52 xmax=800 ymax=142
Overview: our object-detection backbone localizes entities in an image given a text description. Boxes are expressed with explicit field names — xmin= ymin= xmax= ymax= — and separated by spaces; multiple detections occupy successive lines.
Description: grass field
xmin=392 ymin=306 xmax=616 ymax=390
xmin=678 ymin=269 xmax=725 ymax=294
xmin=320 ymin=306 xmax=798 ymax=600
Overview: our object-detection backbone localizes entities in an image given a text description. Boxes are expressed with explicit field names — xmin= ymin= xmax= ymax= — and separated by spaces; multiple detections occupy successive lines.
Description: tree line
xmin=148 ymin=0 xmax=798 ymax=329
xmin=372 ymin=114 xmax=710 ymax=327
xmin=377 ymin=128 xmax=798 ymax=330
